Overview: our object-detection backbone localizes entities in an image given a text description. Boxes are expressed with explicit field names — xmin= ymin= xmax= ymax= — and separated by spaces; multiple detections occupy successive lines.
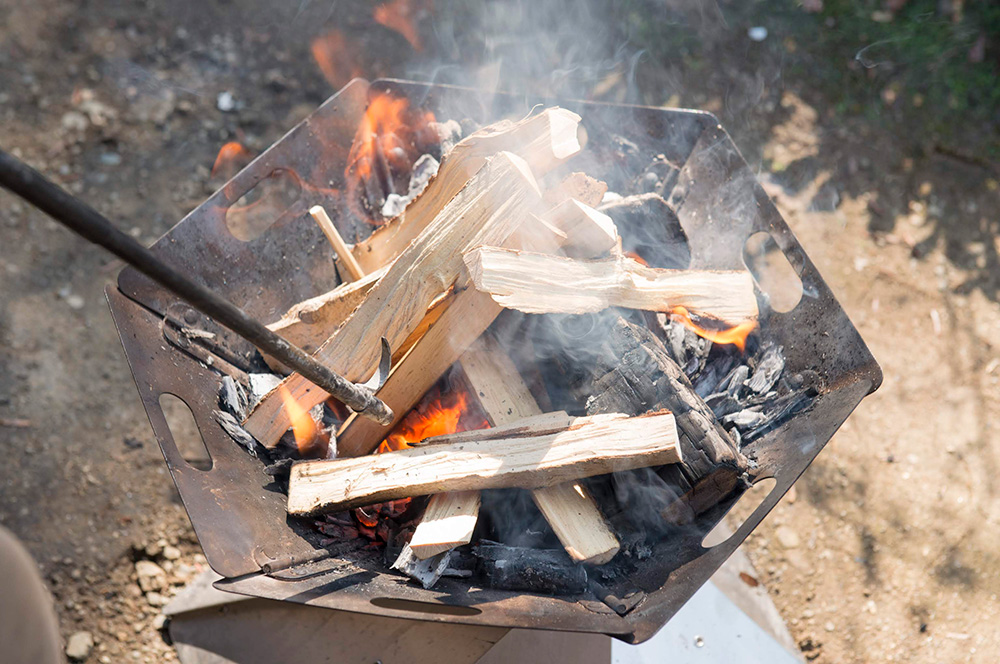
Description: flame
xmin=374 ymin=0 xmax=431 ymax=51
xmin=279 ymin=385 xmax=329 ymax=457
xmin=379 ymin=391 xmax=471 ymax=453
xmin=211 ymin=141 xmax=254 ymax=180
xmin=669 ymin=306 xmax=757 ymax=353
xmin=624 ymin=251 xmax=649 ymax=267
xmin=345 ymin=94 xmax=436 ymax=222
xmin=310 ymin=30 xmax=363 ymax=89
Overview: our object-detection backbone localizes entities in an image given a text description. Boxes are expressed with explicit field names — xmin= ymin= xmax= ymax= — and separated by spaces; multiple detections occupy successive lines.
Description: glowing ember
xmin=374 ymin=0 xmax=431 ymax=52
xmin=279 ymin=385 xmax=329 ymax=458
xmin=310 ymin=30 xmax=363 ymax=89
xmin=669 ymin=306 xmax=757 ymax=352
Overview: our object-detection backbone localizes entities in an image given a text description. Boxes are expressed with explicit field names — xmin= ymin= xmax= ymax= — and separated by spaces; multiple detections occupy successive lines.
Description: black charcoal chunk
xmin=214 ymin=410 xmax=258 ymax=456
xmin=746 ymin=343 xmax=784 ymax=394
xmin=473 ymin=543 xmax=588 ymax=595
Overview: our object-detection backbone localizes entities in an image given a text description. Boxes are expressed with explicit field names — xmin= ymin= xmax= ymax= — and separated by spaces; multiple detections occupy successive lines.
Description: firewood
xmin=543 ymin=172 xmax=608 ymax=209
xmin=473 ymin=543 xmax=588 ymax=594
xmin=350 ymin=108 xmax=583 ymax=274
xmin=406 ymin=490 xmax=481 ymax=560
xmin=587 ymin=318 xmax=748 ymax=522
xmin=465 ymin=248 xmax=759 ymax=326
xmin=310 ymin=205 xmax=365 ymax=282
xmin=243 ymin=152 xmax=544 ymax=448
xmin=286 ymin=411 xmax=682 ymax=516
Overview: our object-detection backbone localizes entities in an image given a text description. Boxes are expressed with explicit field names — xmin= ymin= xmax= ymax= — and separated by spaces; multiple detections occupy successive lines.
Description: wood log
xmin=473 ymin=544 xmax=588 ymax=594
xmin=465 ymin=247 xmax=759 ymax=326
xmin=350 ymin=108 xmax=583 ymax=274
xmin=243 ymin=152 xmax=544 ymax=447
xmin=586 ymin=318 xmax=748 ymax=521
xmin=543 ymin=172 xmax=608 ymax=209
xmin=286 ymin=411 xmax=682 ymax=516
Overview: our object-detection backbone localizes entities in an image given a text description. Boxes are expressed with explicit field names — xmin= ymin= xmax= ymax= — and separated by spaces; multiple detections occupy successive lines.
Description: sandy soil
xmin=1 ymin=2 xmax=998 ymax=662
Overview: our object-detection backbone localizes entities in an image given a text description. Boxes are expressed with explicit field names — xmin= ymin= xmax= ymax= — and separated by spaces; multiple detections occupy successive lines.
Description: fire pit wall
xmin=107 ymin=78 xmax=881 ymax=643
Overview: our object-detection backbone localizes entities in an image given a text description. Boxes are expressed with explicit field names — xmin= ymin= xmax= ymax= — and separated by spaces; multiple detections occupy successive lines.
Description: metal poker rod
xmin=0 ymin=149 xmax=393 ymax=426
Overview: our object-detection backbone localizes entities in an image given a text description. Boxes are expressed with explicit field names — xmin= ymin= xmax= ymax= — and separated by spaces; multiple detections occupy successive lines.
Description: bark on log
xmin=286 ymin=411 xmax=681 ymax=516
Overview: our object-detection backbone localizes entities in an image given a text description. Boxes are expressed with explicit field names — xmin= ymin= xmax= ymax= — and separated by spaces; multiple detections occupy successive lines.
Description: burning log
xmin=409 ymin=335 xmax=620 ymax=565
xmin=350 ymin=108 xmax=584 ymax=274
xmin=587 ymin=318 xmax=749 ymax=523
xmin=244 ymin=151 xmax=545 ymax=447
xmin=286 ymin=410 xmax=682 ymax=516
xmin=464 ymin=247 xmax=759 ymax=326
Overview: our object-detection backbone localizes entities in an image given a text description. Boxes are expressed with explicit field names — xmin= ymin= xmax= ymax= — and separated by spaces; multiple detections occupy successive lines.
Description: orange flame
xmin=624 ymin=251 xmax=649 ymax=267
xmin=345 ymin=93 xmax=435 ymax=222
xmin=379 ymin=391 xmax=471 ymax=453
xmin=669 ymin=306 xmax=757 ymax=353
xmin=310 ymin=30 xmax=363 ymax=89
xmin=211 ymin=141 xmax=254 ymax=181
xmin=374 ymin=0 xmax=431 ymax=51
xmin=279 ymin=385 xmax=329 ymax=457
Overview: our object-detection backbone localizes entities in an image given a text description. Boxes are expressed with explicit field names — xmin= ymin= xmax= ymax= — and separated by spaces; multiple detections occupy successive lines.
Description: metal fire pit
xmin=107 ymin=78 xmax=881 ymax=643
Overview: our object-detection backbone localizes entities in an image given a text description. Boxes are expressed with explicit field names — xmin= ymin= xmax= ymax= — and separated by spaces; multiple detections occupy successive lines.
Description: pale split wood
xmin=309 ymin=205 xmax=365 ymax=282
xmin=465 ymin=247 xmax=760 ymax=325
xmin=243 ymin=151 xmax=544 ymax=447
xmin=350 ymin=108 xmax=583 ymax=274
xmin=406 ymin=490 xmax=481 ymax=560
xmin=286 ymin=410 xmax=682 ymax=516
xmin=542 ymin=171 xmax=608 ymax=209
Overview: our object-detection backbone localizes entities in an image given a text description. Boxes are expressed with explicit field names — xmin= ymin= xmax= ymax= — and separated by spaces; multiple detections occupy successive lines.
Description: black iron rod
xmin=0 ymin=149 xmax=393 ymax=426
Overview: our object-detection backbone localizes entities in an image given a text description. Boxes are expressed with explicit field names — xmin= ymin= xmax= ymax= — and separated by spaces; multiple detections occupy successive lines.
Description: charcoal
xmin=263 ymin=457 xmax=293 ymax=478
xmin=598 ymin=193 xmax=690 ymax=269
xmin=391 ymin=545 xmax=453 ymax=589
xmin=473 ymin=543 xmax=588 ymax=595
xmin=219 ymin=375 xmax=249 ymax=419
xmin=723 ymin=365 xmax=750 ymax=397
xmin=588 ymin=578 xmax=645 ymax=616
xmin=633 ymin=154 xmax=680 ymax=199
xmin=692 ymin=352 xmax=738 ymax=399
xmin=746 ymin=343 xmax=784 ymax=394
xmin=741 ymin=390 xmax=817 ymax=444
xmin=704 ymin=392 xmax=741 ymax=419
xmin=213 ymin=410 xmax=258 ymax=456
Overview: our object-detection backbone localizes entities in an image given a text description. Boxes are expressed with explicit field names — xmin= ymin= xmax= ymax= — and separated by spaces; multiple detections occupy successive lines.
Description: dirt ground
xmin=1 ymin=1 xmax=998 ymax=662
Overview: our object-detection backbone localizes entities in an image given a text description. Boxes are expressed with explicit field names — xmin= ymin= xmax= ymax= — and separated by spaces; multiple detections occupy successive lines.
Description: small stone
xmin=146 ymin=591 xmax=169 ymax=607
xmin=66 ymin=294 xmax=85 ymax=310
xmin=161 ymin=545 xmax=181 ymax=561
xmin=152 ymin=614 xmax=168 ymax=630
xmin=66 ymin=631 xmax=94 ymax=661
xmin=99 ymin=152 xmax=122 ymax=166
xmin=100 ymin=656 xmax=112 ymax=664
xmin=775 ymin=525 xmax=801 ymax=549
xmin=824 ymin=621 xmax=835 ymax=632
xmin=216 ymin=91 xmax=236 ymax=112
xmin=135 ymin=560 xmax=167 ymax=592
xmin=748 ymin=26 xmax=768 ymax=41
xmin=62 ymin=111 xmax=89 ymax=132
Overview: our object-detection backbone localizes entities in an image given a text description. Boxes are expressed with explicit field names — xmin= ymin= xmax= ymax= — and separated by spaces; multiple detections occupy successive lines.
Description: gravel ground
xmin=1 ymin=1 xmax=998 ymax=662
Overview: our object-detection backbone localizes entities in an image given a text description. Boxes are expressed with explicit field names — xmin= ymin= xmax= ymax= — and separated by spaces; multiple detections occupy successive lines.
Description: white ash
xmin=248 ymin=372 xmax=282 ymax=407
xmin=381 ymin=153 xmax=440 ymax=218
xmin=391 ymin=544 xmax=453 ymax=589
xmin=428 ymin=119 xmax=463 ymax=154
xmin=213 ymin=410 xmax=258 ymax=457
xmin=219 ymin=375 xmax=249 ymax=419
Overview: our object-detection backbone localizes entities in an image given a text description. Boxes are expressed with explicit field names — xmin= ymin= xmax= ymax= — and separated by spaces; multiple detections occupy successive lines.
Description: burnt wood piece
xmin=473 ymin=544 xmax=588 ymax=595
xmin=586 ymin=318 xmax=748 ymax=523
xmin=598 ymin=193 xmax=690 ymax=269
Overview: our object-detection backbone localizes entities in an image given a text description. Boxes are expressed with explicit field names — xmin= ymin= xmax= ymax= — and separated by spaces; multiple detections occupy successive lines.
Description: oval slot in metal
xmin=701 ymin=477 xmax=777 ymax=548
xmin=159 ymin=393 xmax=212 ymax=471
xmin=742 ymin=232 xmax=802 ymax=313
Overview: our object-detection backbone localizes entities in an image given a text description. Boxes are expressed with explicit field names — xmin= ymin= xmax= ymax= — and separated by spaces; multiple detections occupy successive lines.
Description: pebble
xmin=152 ymin=614 xmax=168 ymax=630
xmin=775 ymin=525 xmax=801 ymax=549
xmin=66 ymin=631 xmax=94 ymax=661
xmin=100 ymin=152 xmax=122 ymax=166
xmin=824 ymin=621 xmax=835 ymax=632
xmin=61 ymin=111 xmax=89 ymax=132
xmin=162 ymin=545 xmax=181 ymax=561
xmin=748 ymin=26 xmax=768 ymax=42
xmin=66 ymin=295 xmax=85 ymax=310
xmin=135 ymin=560 xmax=167 ymax=592
xmin=146 ymin=591 xmax=169 ymax=607
xmin=216 ymin=91 xmax=237 ymax=112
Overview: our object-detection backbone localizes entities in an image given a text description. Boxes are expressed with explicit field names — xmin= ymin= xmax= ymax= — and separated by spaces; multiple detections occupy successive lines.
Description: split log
xmin=543 ymin=172 xmax=608 ymax=209
xmin=350 ymin=108 xmax=583 ymax=274
xmin=244 ymin=152 xmax=544 ymax=447
xmin=286 ymin=410 xmax=682 ymax=516
xmin=410 ymin=336 xmax=620 ymax=564
xmin=465 ymin=247 xmax=759 ymax=326
xmin=587 ymin=318 xmax=748 ymax=523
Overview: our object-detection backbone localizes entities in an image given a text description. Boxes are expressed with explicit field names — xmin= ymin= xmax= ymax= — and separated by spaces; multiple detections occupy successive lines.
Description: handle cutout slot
xmin=225 ymin=169 xmax=302 ymax=242
xmin=742 ymin=232 xmax=802 ymax=313
xmin=701 ymin=477 xmax=777 ymax=548
xmin=159 ymin=393 xmax=212 ymax=471
xmin=370 ymin=598 xmax=482 ymax=616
